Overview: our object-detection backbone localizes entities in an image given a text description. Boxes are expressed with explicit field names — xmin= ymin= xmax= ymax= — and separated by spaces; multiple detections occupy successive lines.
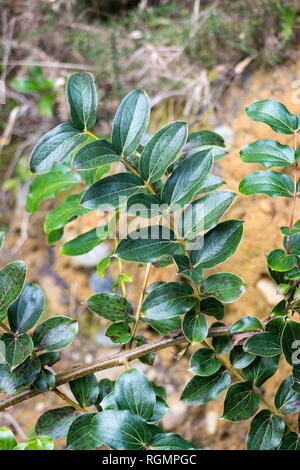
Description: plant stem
xmin=53 ymin=388 xmax=88 ymax=413
xmin=115 ymin=239 xmax=127 ymax=297
xmin=129 ymin=262 xmax=152 ymax=348
xmin=0 ymin=322 xmax=14 ymax=334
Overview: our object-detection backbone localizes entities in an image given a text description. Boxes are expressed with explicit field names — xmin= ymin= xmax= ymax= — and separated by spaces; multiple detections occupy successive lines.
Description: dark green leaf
xmin=33 ymin=316 xmax=78 ymax=351
xmin=139 ymin=121 xmax=188 ymax=183
xmin=148 ymin=397 xmax=168 ymax=423
xmin=230 ymin=315 xmax=262 ymax=334
xmin=67 ymin=413 xmax=100 ymax=450
xmin=81 ymin=172 xmax=146 ymax=210
xmin=1 ymin=333 xmax=34 ymax=370
xmin=246 ymin=410 xmax=285 ymax=450
xmin=292 ymin=363 xmax=300 ymax=393
xmin=239 ymin=170 xmax=294 ymax=198
xmin=144 ymin=316 xmax=181 ymax=335
xmin=200 ymin=297 xmax=224 ymax=320
xmin=29 ymin=123 xmax=86 ymax=174
xmin=44 ymin=194 xmax=90 ymax=233
xmin=173 ymin=255 xmax=204 ymax=284
xmin=186 ymin=130 xmax=225 ymax=149
xmin=267 ymin=249 xmax=297 ymax=272
xmin=279 ymin=432 xmax=300 ymax=450
xmin=180 ymin=370 xmax=231 ymax=405
xmin=182 ymin=311 xmax=208 ymax=343
xmin=0 ymin=357 xmax=41 ymax=393
xmin=90 ymin=410 xmax=151 ymax=450
xmin=106 ymin=322 xmax=131 ymax=344
xmin=244 ymin=332 xmax=282 ymax=357
xmin=73 ymin=140 xmax=119 ymax=170
xmin=280 ymin=219 xmax=300 ymax=236
xmin=70 ymin=374 xmax=99 ymax=408
xmin=60 ymin=227 xmax=108 ymax=256
xmin=48 ymin=227 xmax=64 ymax=244
xmin=179 ymin=190 xmax=236 ymax=240
xmin=8 ymin=282 xmax=44 ymax=334
xmin=265 ymin=316 xmax=286 ymax=336
xmin=0 ymin=427 xmax=17 ymax=450
xmin=126 ymin=193 xmax=163 ymax=218
xmin=141 ymin=282 xmax=195 ymax=320
xmin=245 ymin=99 xmax=298 ymax=134
xmin=200 ymin=272 xmax=246 ymax=303
xmin=33 ymin=369 xmax=56 ymax=391
xmin=86 ymin=293 xmax=133 ymax=323
xmin=230 ymin=346 xmax=256 ymax=369
xmin=197 ymin=173 xmax=224 ymax=194
xmin=243 ymin=355 xmax=279 ymax=387
xmin=281 ymin=319 xmax=300 ymax=365
xmin=35 ymin=406 xmax=79 ymax=439
xmin=223 ymin=382 xmax=260 ymax=422
xmin=283 ymin=232 xmax=300 ymax=255
xmin=97 ymin=378 xmax=115 ymax=406
xmin=162 ymin=150 xmax=213 ymax=209
xmin=66 ymin=72 xmax=97 ymax=130
xmin=240 ymin=140 xmax=295 ymax=167
xmin=189 ymin=348 xmax=221 ymax=376
xmin=38 ymin=351 xmax=60 ymax=367
xmin=112 ymin=90 xmax=150 ymax=157
xmin=211 ymin=321 xmax=232 ymax=354
xmin=26 ymin=165 xmax=81 ymax=213
xmin=0 ymin=261 xmax=27 ymax=322
xmin=150 ymin=433 xmax=198 ymax=450
xmin=190 ymin=220 xmax=243 ymax=268
xmin=275 ymin=375 xmax=300 ymax=415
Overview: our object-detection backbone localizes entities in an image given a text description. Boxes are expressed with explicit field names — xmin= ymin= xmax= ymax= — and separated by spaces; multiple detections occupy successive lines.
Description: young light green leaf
xmin=182 ymin=311 xmax=208 ymax=343
xmin=60 ymin=227 xmax=108 ymax=256
xmin=73 ymin=140 xmax=119 ymax=170
xmin=141 ymin=281 xmax=195 ymax=320
xmin=44 ymin=194 xmax=90 ymax=234
xmin=86 ymin=293 xmax=133 ymax=322
xmin=180 ymin=370 xmax=231 ymax=405
xmin=14 ymin=436 xmax=54 ymax=450
xmin=223 ymin=382 xmax=260 ymax=422
xmin=33 ymin=316 xmax=78 ymax=351
xmin=0 ymin=428 xmax=17 ymax=450
xmin=1 ymin=333 xmax=34 ymax=370
xmin=240 ymin=140 xmax=295 ymax=167
xmin=29 ymin=123 xmax=86 ymax=173
xmin=200 ymin=272 xmax=246 ymax=303
xmin=115 ymin=225 xmax=181 ymax=263
xmin=70 ymin=374 xmax=99 ymax=408
xmin=267 ymin=249 xmax=297 ymax=272
xmin=66 ymin=72 xmax=97 ymax=130
xmin=239 ymin=170 xmax=294 ymax=198
xmin=67 ymin=413 xmax=100 ymax=450
xmin=230 ymin=315 xmax=262 ymax=334
xmin=35 ymin=406 xmax=79 ymax=439
xmin=245 ymin=99 xmax=298 ymax=134
xmin=139 ymin=121 xmax=188 ymax=183
xmin=243 ymin=332 xmax=282 ymax=357
xmin=0 ymin=261 xmax=27 ymax=322
xmin=26 ymin=165 xmax=81 ymax=213
xmin=275 ymin=375 xmax=300 ymax=415
xmin=8 ymin=282 xmax=45 ymax=334
xmin=189 ymin=348 xmax=221 ymax=376
xmin=112 ymin=90 xmax=150 ymax=157
xmin=246 ymin=410 xmax=285 ymax=450
xmin=190 ymin=220 xmax=243 ymax=268
xmin=243 ymin=355 xmax=279 ymax=387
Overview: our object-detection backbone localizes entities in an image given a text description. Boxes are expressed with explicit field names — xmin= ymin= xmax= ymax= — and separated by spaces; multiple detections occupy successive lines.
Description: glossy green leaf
xmin=141 ymin=282 xmax=195 ymax=320
xmin=48 ymin=227 xmax=64 ymax=244
xmin=33 ymin=316 xmax=78 ymax=351
xmin=36 ymin=406 xmax=79 ymax=439
xmin=66 ymin=72 xmax=97 ymax=130
xmin=73 ymin=140 xmax=119 ymax=170
xmin=246 ymin=410 xmax=285 ymax=450
xmin=139 ymin=121 xmax=188 ymax=183
xmin=33 ymin=369 xmax=56 ymax=392
xmin=239 ymin=170 xmax=294 ymax=198
xmin=97 ymin=378 xmax=115 ymax=407
xmin=114 ymin=369 xmax=156 ymax=420
xmin=229 ymin=346 xmax=256 ymax=369
xmin=29 ymin=123 xmax=86 ymax=174
xmin=67 ymin=413 xmax=100 ymax=450
xmin=86 ymin=293 xmax=133 ymax=323
xmin=0 ymin=357 xmax=41 ymax=394
xmin=106 ymin=322 xmax=131 ymax=344
xmin=90 ymin=410 xmax=151 ymax=450
xmin=126 ymin=193 xmax=163 ymax=218
xmin=200 ymin=297 xmax=224 ymax=320
xmin=162 ymin=150 xmax=213 ymax=209
xmin=38 ymin=351 xmax=60 ymax=367
xmin=281 ymin=319 xmax=300 ymax=365
xmin=179 ymin=190 xmax=236 ymax=240
xmin=60 ymin=227 xmax=108 ymax=256
xmin=223 ymin=382 xmax=260 ymax=422
xmin=44 ymin=194 xmax=90 ymax=233
xmin=26 ymin=165 xmax=81 ymax=213
xmin=275 ymin=375 xmax=300 ymax=415
xmin=8 ymin=282 xmax=44 ymax=334
xmin=185 ymin=130 xmax=225 ymax=149
xmin=267 ymin=249 xmax=297 ymax=272
xmin=196 ymin=173 xmax=225 ymax=195
xmin=1 ymin=333 xmax=34 ymax=370
xmin=173 ymin=255 xmax=204 ymax=284
xmin=211 ymin=321 xmax=232 ymax=354
xmin=190 ymin=220 xmax=243 ymax=268
xmin=14 ymin=436 xmax=54 ymax=451
xmin=200 ymin=272 xmax=246 ymax=303
xmin=292 ymin=363 xmax=300 ymax=393
xmin=112 ymin=90 xmax=150 ymax=157
xmin=244 ymin=332 xmax=281 ymax=357
xmin=182 ymin=311 xmax=208 ymax=343
xmin=180 ymin=370 xmax=231 ymax=405
xmin=245 ymin=99 xmax=298 ymax=134
xmin=70 ymin=374 xmax=99 ymax=408
xmin=0 ymin=261 xmax=27 ymax=322
xmin=283 ymin=232 xmax=300 ymax=255
xmin=0 ymin=427 xmax=17 ymax=450
xmin=189 ymin=348 xmax=221 ymax=376
xmin=240 ymin=140 xmax=295 ymax=167
xmin=150 ymin=433 xmax=198 ymax=450
xmin=230 ymin=315 xmax=262 ymax=334
xmin=145 ymin=316 xmax=181 ymax=335
xmin=265 ymin=316 xmax=286 ymax=336
xmin=81 ymin=172 xmax=146 ymax=209
xmin=243 ymin=355 xmax=279 ymax=387
xmin=280 ymin=219 xmax=300 ymax=236
xmin=279 ymin=432 xmax=300 ymax=450
xmin=115 ymin=225 xmax=180 ymax=263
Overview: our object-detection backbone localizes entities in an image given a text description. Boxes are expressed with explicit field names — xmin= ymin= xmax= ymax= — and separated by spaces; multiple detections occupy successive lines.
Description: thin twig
xmin=129 ymin=263 xmax=152 ymax=348
xmin=53 ymin=388 xmax=88 ymax=413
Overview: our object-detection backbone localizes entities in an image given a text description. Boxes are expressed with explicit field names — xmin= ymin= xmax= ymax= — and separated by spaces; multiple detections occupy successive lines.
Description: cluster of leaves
xmin=0 ymin=261 xmax=78 ymax=394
